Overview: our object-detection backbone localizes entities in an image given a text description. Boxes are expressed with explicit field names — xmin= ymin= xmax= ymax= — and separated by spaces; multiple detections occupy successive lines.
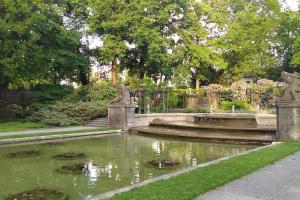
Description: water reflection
xmin=0 ymin=134 xmax=258 ymax=200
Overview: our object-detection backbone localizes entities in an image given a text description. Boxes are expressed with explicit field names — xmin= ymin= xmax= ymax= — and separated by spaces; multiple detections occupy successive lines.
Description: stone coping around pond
xmin=195 ymin=113 xmax=257 ymax=119
xmin=134 ymin=113 xmax=196 ymax=118
xmin=87 ymin=142 xmax=281 ymax=200
xmin=150 ymin=121 xmax=277 ymax=132
xmin=134 ymin=113 xmax=276 ymax=120
xmin=0 ymin=130 xmax=122 ymax=145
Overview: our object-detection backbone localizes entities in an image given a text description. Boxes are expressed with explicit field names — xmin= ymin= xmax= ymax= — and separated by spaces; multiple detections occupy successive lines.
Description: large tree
xmin=0 ymin=0 xmax=90 ymax=89
xmin=121 ymin=0 xmax=188 ymax=80
xmin=89 ymin=0 xmax=188 ymax=84
xmin=212 ymin=0 xmax=281 ymax=83
xmin=88 ymin=0 xmax=129 ymax=85
xmin=268 ymin=10 xmax=300 ymax=79
xmin=171 ymin=0 xmax=227 ymax=88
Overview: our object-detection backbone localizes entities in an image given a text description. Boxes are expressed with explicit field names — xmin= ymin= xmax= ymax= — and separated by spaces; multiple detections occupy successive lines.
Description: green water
xmin=0 ymin=134 xmax=257 ymax=199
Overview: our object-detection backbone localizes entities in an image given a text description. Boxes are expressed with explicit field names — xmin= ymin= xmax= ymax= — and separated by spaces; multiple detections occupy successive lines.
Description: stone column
xmin=277 ymin=103 xmax=300 ymax=140
xmin=108 ymin=105 xmax=135 ymax=131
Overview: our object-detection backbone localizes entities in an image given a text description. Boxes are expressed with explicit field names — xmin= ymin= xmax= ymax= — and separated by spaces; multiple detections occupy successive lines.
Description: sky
xmin=285 ymin=0 xmax=299 ymax=10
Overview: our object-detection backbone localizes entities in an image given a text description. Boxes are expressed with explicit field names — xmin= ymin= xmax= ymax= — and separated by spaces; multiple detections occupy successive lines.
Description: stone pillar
xmin=277 ymin=103 xmax=300 ymax=140
xmin=108 ymin=105 xmax=135 ymax=131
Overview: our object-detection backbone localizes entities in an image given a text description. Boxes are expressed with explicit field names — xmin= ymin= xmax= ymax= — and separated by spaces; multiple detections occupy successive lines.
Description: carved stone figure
xmin=280 ymin=72 xmax=300 ymax=103
xmin=110 ymin=85 xmax=131 ymax=106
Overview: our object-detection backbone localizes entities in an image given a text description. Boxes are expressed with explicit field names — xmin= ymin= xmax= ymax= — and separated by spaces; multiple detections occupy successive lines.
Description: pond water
xmin=0 ymin=134 xmax=258 ymax=199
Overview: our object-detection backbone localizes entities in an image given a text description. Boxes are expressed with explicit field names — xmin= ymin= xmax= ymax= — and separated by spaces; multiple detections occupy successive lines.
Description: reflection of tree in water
xmin=81 ymin=136 xmax=253 ymax=191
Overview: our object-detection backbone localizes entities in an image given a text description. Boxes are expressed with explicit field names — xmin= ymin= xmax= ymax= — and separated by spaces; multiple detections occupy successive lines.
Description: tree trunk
xmin=79 ymin=68 xmax=89 ymax=85
xmin=139 ymin=59 xmax=145 ymax=79
xmin=196 ymin=78 xmax=200 ymax=90
xmin=111 ymin=60 xmax=117 ymax=86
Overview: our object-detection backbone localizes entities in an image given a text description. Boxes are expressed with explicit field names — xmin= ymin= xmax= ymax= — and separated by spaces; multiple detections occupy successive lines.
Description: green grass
xmin=0 ymin=128 xmax=117 ymax=140
xmin=108 ymin=142 xmax=300 ymax=200
xmin=0 ymin=121 xmax=46 ymax=132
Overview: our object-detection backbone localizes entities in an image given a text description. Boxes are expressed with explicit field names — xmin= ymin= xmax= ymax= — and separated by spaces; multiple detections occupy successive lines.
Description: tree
xmin=0 ymin=0 xmax=89 ymax=89
xmin=121 ymin=0 xmax=188 ymax=80
xmin=270 ymin=10 xmax=300 ymax=78
xmin=214 ymin=0 xmax=281 ymax=83
xmin=88 ymin=0 xmax=130 ymax=85
xmin=292 ymin=36 xmax=300 ymax=67
xmin=171 ymin=0 xmax=226 ymax=87
xmin=89 ymin=0 xmax=189 ymax=83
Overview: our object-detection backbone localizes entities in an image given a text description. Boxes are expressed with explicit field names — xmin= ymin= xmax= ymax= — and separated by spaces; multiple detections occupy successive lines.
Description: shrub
xmin=65 ymin=81 xmax=117 ymax=103
xmin=184 ymin=107 xmax=210 ymax=113
xmin=31 ymin=101 xmax=108 ymax=126
xmin=221 ymin=89 xmax=234 ymax=102
xmin=35 ymin=84 xmax=74 ymax=103
xmin=7 ymin=104 xmax=33 ymax=119
xmin=167 ymin=92 xmax=180 ymax=108
xmin=39 ymin=112 xmax=81 ymax=127
xmin=30 ymin=81 xmax=117 ymax=126
xmin=221 ymin=100 xmax=252 ymax=111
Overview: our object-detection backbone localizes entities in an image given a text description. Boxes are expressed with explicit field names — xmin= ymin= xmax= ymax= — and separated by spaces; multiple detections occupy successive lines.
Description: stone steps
xmin=130 ymin=120 xmax=276 ymax=144
xmin=150 ymin=121 xmax=277 ymax=134
xmin=131 ymin=126 xmax=274 ymax=143
xmin=85 ymin=118 xmax=109 ymax=127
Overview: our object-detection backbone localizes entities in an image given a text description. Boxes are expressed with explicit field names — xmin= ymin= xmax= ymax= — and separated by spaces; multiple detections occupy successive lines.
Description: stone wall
xmin=127 ymin=113 xmax=195 ymax=129
xmin=0 ymin=90 xmax=39 ymax=106
xmin=127 ymin=113 xmax=277 ymax=129
xmin=277 ymin=103 xmax=300 ymax=140
xmin=187 ymin=95 xmax=209 ymax=108
xmin=0 ymin=90 xmax=39 ymax=119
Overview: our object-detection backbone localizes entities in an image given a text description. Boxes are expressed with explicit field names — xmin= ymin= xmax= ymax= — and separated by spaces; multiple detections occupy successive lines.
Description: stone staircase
xmin=85 ymin=117 xmax=109 ymax=128
xmin=131 ymin=120 xmax=277 ymax=144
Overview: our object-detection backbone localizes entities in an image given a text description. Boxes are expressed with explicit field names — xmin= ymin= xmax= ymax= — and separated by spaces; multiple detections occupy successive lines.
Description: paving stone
xmin=220 ymin=172 xmax=296 ymax=199
xmin=196 ymin=189 xmax=266 ymax=200
xmin=272 ymin=179 xmax=300 ymax=200
xmin=195 ymin=151 xmax=300 ymax=200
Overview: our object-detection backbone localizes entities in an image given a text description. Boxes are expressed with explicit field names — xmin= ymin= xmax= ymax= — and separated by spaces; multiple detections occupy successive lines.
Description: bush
xmin=7 ymin=104 xmax=33 ymax=119
xmin=221 ymin=89 xmax=234 ymax=102
xmin=35 ymin=84 xmax=74 ymax=103
xmin=221 ymin=100 xmax=252 ymax=111
xmin=31 ymin=101 xmax=108 ymax=126
xmin=184 ymin=107 xmax=210 ymax=113
xmin=167 ymin=92 xmax=180 ymax=108
xmin=65 ymin=81 xmax=117 ymax=103
xmin=30 ymin=81 xmax=117 ymax=126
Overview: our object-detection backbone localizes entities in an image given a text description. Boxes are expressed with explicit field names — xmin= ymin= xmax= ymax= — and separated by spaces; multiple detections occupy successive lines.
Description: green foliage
xmin=292 ymin=36 xmax=300 ymax=66
xmin=32 ymin=101 xmax=107 ymax=126
xmin=221 ymin=89 xmax=234 ymax=102
xmin=167 ymin=93 xmax=180 ymax=108
xmin=184 ymin=107 xmax=210 ymax=113
xmin=0 ymin=0 xmax=90 ymax=89
xmin=7 ymin=104 xmax=32 ymax=119
xmin=273 ymin=11 xmax=300 ymax=78
xmin=35 ymin=85 xmax=74 ymax=103
xmin=30 ymin=81 xmax=117 ymax=126
xmin=65 ymin=81 xmax=117 ymax=103
xmin=221 ymin=100 xmax=252 ymax=111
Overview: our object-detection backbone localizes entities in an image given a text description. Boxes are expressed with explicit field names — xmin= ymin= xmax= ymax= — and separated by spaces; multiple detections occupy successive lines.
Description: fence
xmin=130 ymin=86 xmax=282 ymax=114
xmin=129 ymin=89 xmax=219 ymax=114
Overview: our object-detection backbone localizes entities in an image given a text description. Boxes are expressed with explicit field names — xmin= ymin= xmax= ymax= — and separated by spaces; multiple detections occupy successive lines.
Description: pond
xmin=0 ymin=134 xmax=258 ymax=199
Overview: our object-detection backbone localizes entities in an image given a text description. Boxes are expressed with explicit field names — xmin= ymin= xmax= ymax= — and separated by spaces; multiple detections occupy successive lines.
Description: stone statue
xmin=110 ymin=85 xmax=131 ymax=106
xmin=280 ymin=71 xmax=300 ymax=103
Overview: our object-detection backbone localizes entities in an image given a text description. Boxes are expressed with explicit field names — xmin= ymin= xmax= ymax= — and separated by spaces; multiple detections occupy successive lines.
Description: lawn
xmin=0 ymin=121 xmax=46 ymax=132
xmin=0 ymin=127 xmax=118 ymax=140
xmin=108 ymin=142 xmax=300 ymax=200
